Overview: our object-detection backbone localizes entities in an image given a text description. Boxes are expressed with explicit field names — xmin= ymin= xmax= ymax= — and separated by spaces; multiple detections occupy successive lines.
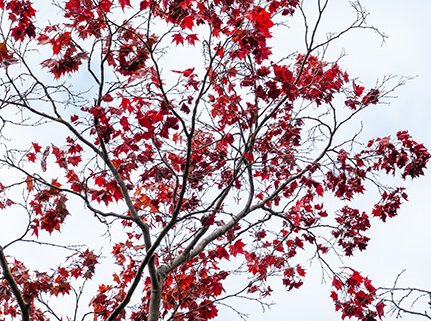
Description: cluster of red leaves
xmin=370 ymin=131 xmax=431 ymax=179
xmin=371 ymin=188 xmax=407 ymax=222
xmin=64 ymin=0 xmax=111 ymax=38
xmin=25 ymin=141 xmax=88 ymax=235
xmin=1 ymin=0 xmax=36 ymax=41
xmin=91 ymin=247 xmax=135 ymax=320
xmin=103 ymin=26 xmax=155 ymax=76
xmin=0 ymin=251 xmax=98 ymax=320
xmin=332 ymin=207 xmax=371 ymax=256
xmin=28 ymin=0 xmax=299 ymax=79
xmin=157 ymin=259 xmax=228 ymax=321
xmin=326 ymin=132 xmax=429 ymax=255
xmin=29 ymin=186 xmax=69 ymax=236
xmin=296 ymin=55 xmax=349 ymax=105
xmin=331 ymin=270 xmax=385 ymax=321
xmin=92 ymin=241 xmax=224 ymax=320
xmin=325 ymin=149 xmax=367 ymax=200
xmin=228 ymin=6 xmax=274 ymax=63
xmin=38 ymin=27 xmax=88 ymax=78
xmin=325 ymin=132 xmax=430 ymax=203
xmin=36 ymin=0 xmax=117 ymax=77
xmin=345 ymin=82 xmax=380 ymax=109
xmin=0 ymin=182 xmax=14 ymax=209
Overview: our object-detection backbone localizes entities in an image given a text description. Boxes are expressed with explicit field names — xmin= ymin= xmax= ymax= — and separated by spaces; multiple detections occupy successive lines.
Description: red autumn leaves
xmin=331 ymin=271 xmax=385 ymax=321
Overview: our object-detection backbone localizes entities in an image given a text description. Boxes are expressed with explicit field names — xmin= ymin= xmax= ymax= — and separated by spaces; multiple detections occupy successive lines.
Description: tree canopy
xmin=0 ymin=1 xmax=429 ymax=321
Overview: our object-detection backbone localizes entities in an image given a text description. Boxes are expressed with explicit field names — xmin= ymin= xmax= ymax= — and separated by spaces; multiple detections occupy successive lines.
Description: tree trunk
xmin=148 ymin=269 xmax=164 ymax=321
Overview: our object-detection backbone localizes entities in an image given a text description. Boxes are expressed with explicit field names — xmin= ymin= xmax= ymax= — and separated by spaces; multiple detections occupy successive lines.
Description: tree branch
xmin=0 ymin=246 xmax=29 ymax=321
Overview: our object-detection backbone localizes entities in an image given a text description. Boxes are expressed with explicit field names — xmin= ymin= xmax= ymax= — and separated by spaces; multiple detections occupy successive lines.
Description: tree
xmin=0 ymin=0 xmax=429 ymax=320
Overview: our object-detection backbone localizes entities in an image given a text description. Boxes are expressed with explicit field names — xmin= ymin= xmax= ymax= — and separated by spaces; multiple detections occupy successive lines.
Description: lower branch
xmin=0 ymin=246 xmax=29 ymax=321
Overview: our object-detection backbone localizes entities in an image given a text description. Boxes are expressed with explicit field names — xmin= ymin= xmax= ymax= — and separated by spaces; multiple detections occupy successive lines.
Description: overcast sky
xmin=216 ymin=1 xmax=431 ymax=320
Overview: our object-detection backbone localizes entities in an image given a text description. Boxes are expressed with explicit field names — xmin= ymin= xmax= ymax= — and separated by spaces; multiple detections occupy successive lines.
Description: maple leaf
xmin=186 ymin=33 xmax=199 ymax=45
xmin=180 ymin=15 xmax=194 ymax=30
xmin=316 ymin=184 xmax=324 ymax=196
xmin=100 ymin=0 xmax=113 ymax=12
xmin=27 ymin=152 xmax=36 ymax=162
xmin=247 ymin=6 xmax=274 ymax=37
xmin=376 ymin=301 xmax=385 ymax=319
xmin=102 ymin=93 xmax=114 ymax=102
xmin=296 ymin=265 xmax=306 ymax=277
xmin=32 ymin=142 xmax=42 ymax=153
xmin=332 ymin=276 xmax=343 ymax=290
xmin=119 ymin=0 xmax=131 ymax=10
xmin=173 ymin=67 xmax=195 ymax=77
xmin=353 ymin=81 xmax=365 ymax=97
xmin=120 ymin=116 xmax=130 ymax=130
xmin=172 ymin=33 xmax=184 ymax=45
xmin=215 ymin=246 xmax=229 ymax=260
xmin=229 ymin=240 xmax=245 ymax=257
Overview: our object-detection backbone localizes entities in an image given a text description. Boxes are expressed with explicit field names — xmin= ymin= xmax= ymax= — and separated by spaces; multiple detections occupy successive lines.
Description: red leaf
xmin=229 ymin=240 xmax=245 ymax=257
xmin=247 ymin=6 xmax=274 ymax=36
xmin=182 ymin=68 xmax=194 ymax=77
xmin=120 ymin=97 xmax=134 ymax=112
xmin=186 ymin=34 xmax=199 ymax=45
xmin=102 ymin=93 xmax=114 ymax=102
xmin=100 ymin=0 xmax=113 ymax=12
xmin=353 ymin=81 xmax=364 ymax=97
xmin=349 ymin=270 xmax=364 ymax=286
xmin=316 ymin=184 xmax=324 ymax=196
xmin=172 ymin=33 xmax=184 ymax=46
xmin=27 ymin=152 xmax=36 ymax=162
xmin=32 ymin=142 xmax=42 ymax=153
xmin=222 ymin=133 xmax=234 ymax=145
xmin=296 ymin=265 xmax=306 ymax=277
xmin=172 ymin=68 xmax=195 ymax=77
xmin=181 ymin=16 xmax=194 ymax=30
xmin=244 ymin=151 xmax=254 ymax=162
xmin=215 ymin=246 xmax=229 ymax=260
xmin=120 ymin=116 xmax=130 ymax=131
xmin=332 ymin=276 xmax=343 ymax=290
xmin=119 ymin=0 xmax=131 ymax=10
xmin=376 ymin=300 xmax=385 ymax=319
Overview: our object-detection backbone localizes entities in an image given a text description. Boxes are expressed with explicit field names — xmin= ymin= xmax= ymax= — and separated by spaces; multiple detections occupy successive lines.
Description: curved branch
xmin=0 ymin=246 xmax=29 ymax=321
